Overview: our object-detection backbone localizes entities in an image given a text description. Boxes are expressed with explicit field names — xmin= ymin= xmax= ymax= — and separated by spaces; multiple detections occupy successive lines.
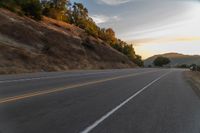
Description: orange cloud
xmin=128 ymin=36 xmax=200 ymax=46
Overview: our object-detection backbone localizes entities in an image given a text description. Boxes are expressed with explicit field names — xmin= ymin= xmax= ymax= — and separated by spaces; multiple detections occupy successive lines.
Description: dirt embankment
xmin=184 ymin=71 xmax=200 ymax=97
xmin=0 ymin=8 xmax=136 ymax=74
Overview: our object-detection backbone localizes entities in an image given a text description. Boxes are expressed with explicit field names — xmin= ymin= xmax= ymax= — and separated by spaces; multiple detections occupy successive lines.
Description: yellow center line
xmin=0 ymin=70 xmax=161 ymax=104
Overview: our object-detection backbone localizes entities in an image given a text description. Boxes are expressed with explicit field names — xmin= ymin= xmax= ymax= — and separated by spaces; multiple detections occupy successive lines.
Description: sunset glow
xmin=72 ymin=0 xmax=200 ymax=59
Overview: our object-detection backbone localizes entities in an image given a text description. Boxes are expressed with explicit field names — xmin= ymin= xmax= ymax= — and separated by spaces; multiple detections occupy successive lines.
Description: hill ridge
xmin=144 ymin=53 xmax=200 ymax=66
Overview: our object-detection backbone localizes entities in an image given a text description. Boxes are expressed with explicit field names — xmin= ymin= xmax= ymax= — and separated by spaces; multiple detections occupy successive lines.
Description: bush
xmin=111 ymin=43 xmax=123 ymax=53
xmin=21 ymin=0 xmax=42 ymax=20
xmin=0 ymin=1 xmax=3 ymax=7
xmin=153 ymin=56 xmax=171 ymax=67
xmin=0 ymin=0 xmax=144 ymax=66
xmin=133 ymin=55 xmax=144 ymax=67
xmin=0 ymin=0 xmax=19 ymax=12
xmin=198 ymin=66 xmax=200 ymax=71
xmin=111 ymin=42 xmax=143 ymax=66
xmin=0 ymin=0 xmax=42 ymax=20
xmin=82 ymin=38 xmax=95 ymax=50
xmin=176 ymin=64 xmax=188 ymax=68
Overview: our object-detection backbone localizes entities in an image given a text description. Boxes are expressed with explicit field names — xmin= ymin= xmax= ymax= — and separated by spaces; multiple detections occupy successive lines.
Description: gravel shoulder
xmin=184 ymin=70 xmax=200 ymax=98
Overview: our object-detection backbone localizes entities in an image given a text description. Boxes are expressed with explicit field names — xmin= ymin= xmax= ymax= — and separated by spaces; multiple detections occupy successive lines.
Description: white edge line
xmin=80 ymin=71 xmax=171 ymax=133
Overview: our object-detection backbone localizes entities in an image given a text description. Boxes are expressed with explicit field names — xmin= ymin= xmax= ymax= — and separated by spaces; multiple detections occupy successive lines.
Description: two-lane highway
xmin=0 ymin=68 xmax=200 ymax=133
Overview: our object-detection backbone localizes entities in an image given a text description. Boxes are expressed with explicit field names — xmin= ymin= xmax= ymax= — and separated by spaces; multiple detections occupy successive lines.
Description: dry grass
xmin=184 ymin=71 xmax=200 ymax=97
xmin=185 ymin=71 xmax=200 ymax=87
xmin=0 ymin=8 xmax=136 ymax=74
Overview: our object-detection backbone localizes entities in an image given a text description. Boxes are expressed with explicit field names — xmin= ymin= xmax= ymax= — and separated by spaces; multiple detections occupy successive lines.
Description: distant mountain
xmin=144 ymin=53 xmax=200 ymax=67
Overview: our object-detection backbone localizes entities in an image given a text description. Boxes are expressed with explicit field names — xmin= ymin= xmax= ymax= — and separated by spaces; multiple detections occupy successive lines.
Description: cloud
xmin=129 ymin=36 xmax=200 ymax=46
xmin=91 ymin=15 xmax=109 ymax=24
xmin=91 ymin=15 xmax=120 ymax=24
xmin=97 ymin=0 xmax=130 ymax=5
xmin=96 ymin=0 xmax=198 ymax=6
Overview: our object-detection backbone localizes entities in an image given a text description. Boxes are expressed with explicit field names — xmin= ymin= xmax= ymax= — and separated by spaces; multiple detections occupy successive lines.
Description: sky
xmin=71 ymin=0 xmax=200 ymax=59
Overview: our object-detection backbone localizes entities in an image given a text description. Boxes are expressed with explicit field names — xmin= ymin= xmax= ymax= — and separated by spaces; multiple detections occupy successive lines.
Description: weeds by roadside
xmin=184 ymin=71 xmax=200 ymax=98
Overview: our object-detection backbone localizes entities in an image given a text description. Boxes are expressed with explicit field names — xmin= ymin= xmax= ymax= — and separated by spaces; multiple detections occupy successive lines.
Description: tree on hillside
xmin=111 ymin=42 xmax=123 ymax=53
xmin=42 ymin=0 xmax=70 ymax=21
xmin=0 ymin=0 xmax=42 ymax=20
xmin=123 ymin=44 xmax=136 ymax=60
xmin=21 ymin=0 xmax=42 ymax=20
xmin=110 ymin=41 xmax=144 ymax=66
xmin=153 ymin=56 xmax=171 ymax=67
xmin=0 ymin=0 xmax=144 ymax=67
xmin=52 ymin=0 xmax=69 ymax=9
xmin=69 ymin=2 xmax=100 ymax=37
xmin=104 ymin=28 xmax=116 ymax=44
xmin=134 ymin=55 xmax=144 ymax=67
xmin=69 ymin=2 xmax=88 ymax=25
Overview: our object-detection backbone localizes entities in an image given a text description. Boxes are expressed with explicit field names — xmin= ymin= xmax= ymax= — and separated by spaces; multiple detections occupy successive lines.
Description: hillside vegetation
xmin=0 ymin=0 xmax=144 ymax=74
xmin=0 ymin=0 xmax=143 ymax=66
xmin=144 ymin=53 xmax=200 ymax=67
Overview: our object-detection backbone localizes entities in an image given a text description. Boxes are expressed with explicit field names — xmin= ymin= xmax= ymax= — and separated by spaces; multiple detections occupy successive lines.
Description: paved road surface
xmin=0 ymin=68 xmax=200 ymax=133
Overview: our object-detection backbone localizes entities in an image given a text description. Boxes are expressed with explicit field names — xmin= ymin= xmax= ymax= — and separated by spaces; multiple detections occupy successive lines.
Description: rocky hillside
xmin=144 ymin=53 xmax=200 ymax=67
xmin=0 ymin=9 xmax=136 ymax=74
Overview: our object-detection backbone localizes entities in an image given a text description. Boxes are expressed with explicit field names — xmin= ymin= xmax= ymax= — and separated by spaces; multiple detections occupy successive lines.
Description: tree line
xmin=152 ymin=56 xmax=200 ymax=71
xmin=0 ymin=0 xmax=143 ymax=66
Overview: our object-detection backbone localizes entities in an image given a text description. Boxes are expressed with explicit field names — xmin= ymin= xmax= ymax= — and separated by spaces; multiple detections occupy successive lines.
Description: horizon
xmin=1 ymin=1 xmax=200 ymax=132
xmin=72 ymin=0 xmax=200 ymax=59
xmin=143 ymin=52 xmax=200 ymax=60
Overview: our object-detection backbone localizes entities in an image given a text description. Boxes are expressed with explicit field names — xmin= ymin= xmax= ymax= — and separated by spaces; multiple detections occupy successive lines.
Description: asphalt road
xmin=0 ymin=68 xmax=200 ymax=133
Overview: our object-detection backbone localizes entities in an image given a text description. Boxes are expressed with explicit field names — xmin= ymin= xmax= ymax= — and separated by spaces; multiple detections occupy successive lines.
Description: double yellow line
xmin=0 ymin=70 xmax=160 ymax=104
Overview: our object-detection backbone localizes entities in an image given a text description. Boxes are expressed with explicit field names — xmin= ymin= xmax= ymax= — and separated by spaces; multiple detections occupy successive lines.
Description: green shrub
xmin=153 ymin=56 xmax=171 ymax=67
xmin=21 ymin=0 xmax=42 ymax=20
xmin=0 ymin=0 xmax=144 ymax=66
xmin=0 ymin=0 xmax=19 ymax=12
xmin=0 ymin=0 xmax=42 ymax=20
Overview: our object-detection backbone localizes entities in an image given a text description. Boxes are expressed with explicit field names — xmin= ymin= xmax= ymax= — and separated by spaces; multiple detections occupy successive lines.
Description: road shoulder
xmin=184 ymin=71 xmax=200 ymax=98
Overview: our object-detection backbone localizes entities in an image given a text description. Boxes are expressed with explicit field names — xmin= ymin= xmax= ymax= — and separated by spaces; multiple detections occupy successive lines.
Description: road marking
xmin=0 ymin=70 xmax=159 ymax=104
xmin=0 ymin=71 xmax=120 ymax=84
xmin=80 ymin=71 xmax=171 ymax=133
